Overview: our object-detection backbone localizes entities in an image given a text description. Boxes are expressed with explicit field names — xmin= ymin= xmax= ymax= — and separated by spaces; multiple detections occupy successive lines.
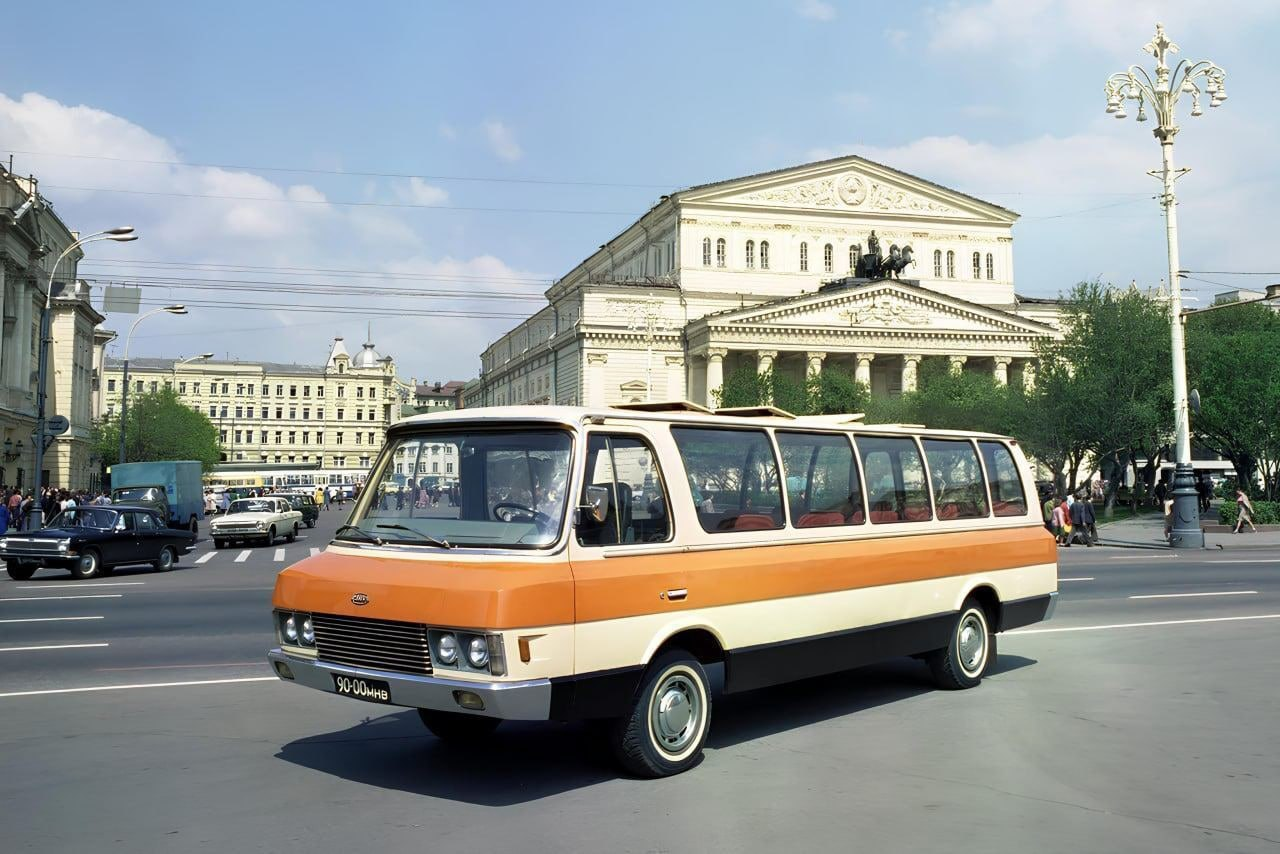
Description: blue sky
xmin=3 ymin=1 xmax=1278 ymax=380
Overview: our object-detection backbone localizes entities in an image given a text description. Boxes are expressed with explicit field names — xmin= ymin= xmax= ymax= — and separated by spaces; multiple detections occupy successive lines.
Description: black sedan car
xmin=0 ymin=505 xmax=197 ymax=580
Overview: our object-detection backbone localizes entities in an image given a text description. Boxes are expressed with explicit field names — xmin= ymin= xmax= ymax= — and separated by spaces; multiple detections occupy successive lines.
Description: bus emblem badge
xmin=351 ymin=593 xmax=370 ymax=606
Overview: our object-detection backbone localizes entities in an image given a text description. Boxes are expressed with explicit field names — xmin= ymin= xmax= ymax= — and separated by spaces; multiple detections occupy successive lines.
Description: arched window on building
xmin=849 ymin=244 xmax=861 ymax=272
xmin=760 ymin=240 xmax=769 ymax=270
xmin=972 ymin=251 xmax=981 ymax=278
xmin=716 ymin=238 xmax=726 ymax=268
xmin=745 ymin=240 xmax=755 ymax=269
xmin=702 ymin=237 xmax=711 ymax=267
xmin=946 ymin=250 xmax=955 ymax=278
xmin=823 ymin=243 xmax=833 ymax=273
xmin=986 ymin=253 xmax=994 ymax=280
xmin=800 ymin=242 xmax=809 ymax=272
xmin=933 ymin=249 xmax=942 ymax=277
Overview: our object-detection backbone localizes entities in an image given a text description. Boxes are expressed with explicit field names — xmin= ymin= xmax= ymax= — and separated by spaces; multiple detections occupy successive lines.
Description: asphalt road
xmin=2 ymin=516 xmax=1278 ymax=853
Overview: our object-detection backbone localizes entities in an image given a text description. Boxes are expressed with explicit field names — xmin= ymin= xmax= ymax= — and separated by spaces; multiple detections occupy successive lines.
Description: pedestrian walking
xmin=324 ymin=486 xmax=333 ymax=510
xmin=1052 ymin=499 xmax=1071 ymax=547
xmin=1233 ymin=489 xmax=1257 ymax=534
xmin=1042 ymin=492 xmax=1057 ymax=535
xmin=1069 ymin=495 xmax=1096 ymax=546
xmin=0 ymin=499 xmax=9 ymax=535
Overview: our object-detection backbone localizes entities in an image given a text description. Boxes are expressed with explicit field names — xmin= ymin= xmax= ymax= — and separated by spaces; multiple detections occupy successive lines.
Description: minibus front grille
xmin=311 ymin=613 xmax=433 ymax=676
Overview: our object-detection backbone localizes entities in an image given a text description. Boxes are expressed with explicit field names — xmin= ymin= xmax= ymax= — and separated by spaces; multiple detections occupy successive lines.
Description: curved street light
xmin=116 ymin=305 xmax=188 ymax=467
xmin=1104 ymin=24 xmax=1227 ymax=549
xmin=31 ymin=227 xmax=138 ymax=530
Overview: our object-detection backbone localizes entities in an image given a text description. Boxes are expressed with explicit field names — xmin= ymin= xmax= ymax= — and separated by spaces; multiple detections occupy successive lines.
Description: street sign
xmin=47 ymin=415 xmax=71 ymax=435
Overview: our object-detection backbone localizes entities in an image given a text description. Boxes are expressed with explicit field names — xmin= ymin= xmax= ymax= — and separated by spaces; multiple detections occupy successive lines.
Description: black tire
xmin=153 ymin=546 xmax=176 ymax=572
xmin=306 ymin=518 xmax=315 ymax=529
xmin=417 ymin=709 xmax=501 ymax=741
xmin=266 ymin=526 xmax=275 ymax=546
xmin=5 ymin=561 xmax=37 ymax=581
xmin=71 ymin=549 xmax=101 ymax=580
xmin=610 ymin=649 xmax=712 ymax=778
xmin=189 ymin=517 xmax=199 ymax=535
xmin=285 ymin=525 xmax=297 ymax=543
xmin=213 ymin=539 xmax=225 ymax=550
xmin=927 ymin=598 xmax=996 ymax=690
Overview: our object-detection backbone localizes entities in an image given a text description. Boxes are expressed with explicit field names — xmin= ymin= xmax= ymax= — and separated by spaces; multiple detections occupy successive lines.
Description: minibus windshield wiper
xmin=375 ymin=523 xmax=455 ymax=549
xmin=334 ymin=524 xmax=384 ymax=546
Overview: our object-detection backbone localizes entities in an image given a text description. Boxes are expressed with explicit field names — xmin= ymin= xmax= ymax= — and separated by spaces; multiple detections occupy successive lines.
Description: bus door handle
xmin=663 ymin=588 xmax=688 ymax=602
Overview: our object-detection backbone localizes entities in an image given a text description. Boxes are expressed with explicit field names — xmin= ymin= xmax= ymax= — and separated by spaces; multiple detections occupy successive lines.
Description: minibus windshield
xmin=340 ymin=428 xmax=573 ymax=549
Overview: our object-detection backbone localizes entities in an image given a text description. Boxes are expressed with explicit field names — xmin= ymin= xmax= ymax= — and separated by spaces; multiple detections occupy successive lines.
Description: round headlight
xmin=284 ymin=614 xmax=298 ymax=642
xmin=256 ymin=521 xmax=266 ymax=530
xmin=301 ymin=617 xmax=314 ymax=645
xmin=467 ymin=636 xmax=489 ymax=668
xmin=436 ymin=633 xmax=457 ymax=665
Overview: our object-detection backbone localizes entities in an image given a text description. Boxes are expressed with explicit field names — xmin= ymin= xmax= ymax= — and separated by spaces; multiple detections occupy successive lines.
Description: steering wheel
xmin=493 ymin=501 xmax=549 ymax=526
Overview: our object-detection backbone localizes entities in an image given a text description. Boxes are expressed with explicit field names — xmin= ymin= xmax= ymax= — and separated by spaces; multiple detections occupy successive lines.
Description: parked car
xmin=109 ymin=460 xmax=205 ymax=533
xmin=269 ymin=493 xmax=318 ymax=529
xmin=210 ymin=497 xmax=302 ymax=549
xmin=0 ymin=505 xmax=196 ymax=580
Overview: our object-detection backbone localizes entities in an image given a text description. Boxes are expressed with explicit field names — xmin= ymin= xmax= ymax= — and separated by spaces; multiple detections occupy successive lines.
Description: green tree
xmin=93 ymin=386 xmax=223 ymax=472
xmin=1186 ymin=301 xmax=1280 ymax=498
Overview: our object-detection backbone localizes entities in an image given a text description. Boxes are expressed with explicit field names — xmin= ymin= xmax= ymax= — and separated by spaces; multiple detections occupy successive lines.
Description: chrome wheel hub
xmin=958 ymin=613 xmax=986 ymax=674
xmin=650 ymin=673 xmax=699 ymax=753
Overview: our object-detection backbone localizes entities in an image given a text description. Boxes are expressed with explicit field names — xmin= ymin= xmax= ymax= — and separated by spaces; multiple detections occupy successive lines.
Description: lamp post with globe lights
xmin=1104 ymin=24 xmax=1227 ymax=549
xmin=30 ymin=226 xmax=138 ymax=530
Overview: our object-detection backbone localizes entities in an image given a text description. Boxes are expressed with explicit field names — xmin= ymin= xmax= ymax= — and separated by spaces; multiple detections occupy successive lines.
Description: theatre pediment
xmin=678 ymin=156 xmax=1016 ymax=223
xmin=708 ymin=282 xmax=1053 ymax=336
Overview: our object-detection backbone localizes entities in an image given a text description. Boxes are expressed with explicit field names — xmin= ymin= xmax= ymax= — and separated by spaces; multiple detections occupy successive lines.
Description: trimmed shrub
xmin=1218 ymin=501 xmax=1280 ymax=526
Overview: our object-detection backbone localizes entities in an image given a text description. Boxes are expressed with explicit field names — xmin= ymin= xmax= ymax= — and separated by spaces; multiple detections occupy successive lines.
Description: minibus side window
xmin=855 ymin=435 xmax=933 ymax=523
xmin=922 ymin=439 xmax=989 ymax=520
xmin=671 ymin=427 xmax=784 ymax=533
xmin=577 ymin=434 xmax=671 ymax=546
xmin=776 ymin=431 xmax=865 ymax=527
xmin=978 ymin=441 xmax=1029 ymax=517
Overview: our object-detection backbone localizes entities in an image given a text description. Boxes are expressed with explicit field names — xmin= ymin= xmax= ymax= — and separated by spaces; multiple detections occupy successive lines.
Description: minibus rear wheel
xmin=927 ymin=597 xmax=995 ymax=690
xmin=417 ymin=708 xmax=501 ymax=741
xmin=611 ymin=649 xmax=711 ymax=778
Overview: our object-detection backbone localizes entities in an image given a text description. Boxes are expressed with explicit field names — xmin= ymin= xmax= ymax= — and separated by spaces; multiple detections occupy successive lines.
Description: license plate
xmin=331 ymin=674 xmax=392 ymax=704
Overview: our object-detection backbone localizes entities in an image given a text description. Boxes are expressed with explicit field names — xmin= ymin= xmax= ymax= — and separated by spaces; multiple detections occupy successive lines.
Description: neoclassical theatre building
xmin=466 ymin=155 xmax=1061 ymax=409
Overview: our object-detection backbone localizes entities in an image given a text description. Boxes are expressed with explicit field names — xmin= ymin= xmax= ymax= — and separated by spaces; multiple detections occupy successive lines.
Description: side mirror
xmin=581 ymin=485 xmax=609 ymax=524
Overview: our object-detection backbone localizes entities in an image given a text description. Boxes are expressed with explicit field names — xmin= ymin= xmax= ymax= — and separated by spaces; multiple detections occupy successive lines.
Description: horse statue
xmin=880 ymin=244 xmax=914 ymax=279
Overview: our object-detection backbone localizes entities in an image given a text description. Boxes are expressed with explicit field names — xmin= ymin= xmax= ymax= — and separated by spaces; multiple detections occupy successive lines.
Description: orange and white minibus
xmin=268 ymin=403 xmax=1058 ymax=777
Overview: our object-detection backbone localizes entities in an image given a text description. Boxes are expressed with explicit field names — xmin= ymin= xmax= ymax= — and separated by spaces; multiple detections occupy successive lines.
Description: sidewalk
xmin=1093 ymin=511 xmax=1280 ymax=551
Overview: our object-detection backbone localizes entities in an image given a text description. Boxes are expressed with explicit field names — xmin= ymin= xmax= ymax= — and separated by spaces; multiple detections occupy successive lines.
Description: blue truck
xmin=109 ymin=461 xmax=206 ymax=534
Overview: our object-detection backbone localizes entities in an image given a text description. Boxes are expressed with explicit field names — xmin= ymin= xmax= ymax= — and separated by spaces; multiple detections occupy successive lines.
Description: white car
xmin=210 ymin=497 xmax=303 ymax=548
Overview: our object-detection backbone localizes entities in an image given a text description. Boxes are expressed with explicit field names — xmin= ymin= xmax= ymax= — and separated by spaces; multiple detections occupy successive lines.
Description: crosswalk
xmin=188 ymin=545 xmax=323 ymax=565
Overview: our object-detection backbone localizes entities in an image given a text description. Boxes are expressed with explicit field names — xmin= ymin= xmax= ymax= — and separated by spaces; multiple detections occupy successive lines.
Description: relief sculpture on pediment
xmin=737 ymin=172 xmax=959 ymax=216
xmin=839 ymin=295 xmax=931 ymax=326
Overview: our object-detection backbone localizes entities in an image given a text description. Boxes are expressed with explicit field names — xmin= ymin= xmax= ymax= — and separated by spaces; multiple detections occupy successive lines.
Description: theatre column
xmin=1022 ymin=359 xmax=1036 ymax=390
xmin=705 ymin=347 xmax=727 ymax=407
xmin=806 ymin=351 xmax=826 ymax=380
xmin=993 ymin=356 xmax=1011 ymax=386
xmin=902 ymin=354 xmax=922 ymax=393
xmin=665 ymin=354 xmax=685 ymax=401
xmin=948 ymin=355 xmax=968 ymax=375
xmin=854 ymin=353 xmax=875 ymax=387
xmin=757 ymin=350 xmax=777 ymax=404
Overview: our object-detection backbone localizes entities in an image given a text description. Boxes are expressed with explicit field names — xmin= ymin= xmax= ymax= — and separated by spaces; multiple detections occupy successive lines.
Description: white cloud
xmin=922 ymin=0 xmax=1279 ymax=59
xmin=400 ymin=177 xmax=449 ymax=206
xmin=0 ymin=91 xmax=543 ymax=380
xmin=796 ymin=0 xmax=836 ymax=21
xmin=482 ymin=120 xmax=523 ymax=162
xmin=438 ymin=121 xmax=457 ymax=141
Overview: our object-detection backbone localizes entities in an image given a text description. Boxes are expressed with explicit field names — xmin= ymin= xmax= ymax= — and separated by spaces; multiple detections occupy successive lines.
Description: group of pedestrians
xmin=1 ymin=486 xmax=111 ymax=533
xmin=1042 ymin=490 xmax=1098 ymax=547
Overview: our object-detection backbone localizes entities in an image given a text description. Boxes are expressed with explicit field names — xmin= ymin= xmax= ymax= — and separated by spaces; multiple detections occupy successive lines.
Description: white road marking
xmin=273 ymin=548 xmax=286 ymax=562
xmin=1209 ymin=559 xmax=1279 ymax=564
xmin=1129 ymin=590 xmax=1257 ymax=600
xmin=1106 ymin=554 xmax=1168 ymax=560
xmin=97 ymin=661 xmax=267 ymax=672
xmin=0 ymin=643 xmax=110 ymax=653
xmin=1009 ymin=613 xmax=1280 ymax=636
xmin=309 ymin=547 xmax=321 ymax=557
xmin=0 ymin=675 xmax=277 ymax=699
xmin=15 ymin=582 xmax=144 ymax=589
xmin=234 ymin=550 xmax=251 ymax=563
xmin=0 ymin=616 xmax=104 ymax=624
xmin=0 ymin=594 xmax=123 ymax=602
xmin=195 ymin=552 xmax=217 ymax=564
xmin=1059 ymin=577 xmax=1094 ymax=582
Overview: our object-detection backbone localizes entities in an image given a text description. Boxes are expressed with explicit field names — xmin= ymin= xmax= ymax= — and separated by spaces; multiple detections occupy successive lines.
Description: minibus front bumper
xmin=267 ymin=649 xmax=552 ymax=720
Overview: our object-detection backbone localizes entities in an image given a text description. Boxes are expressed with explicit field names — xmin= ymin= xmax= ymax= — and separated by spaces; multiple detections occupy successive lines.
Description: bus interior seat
xmin=796 ymin=511 xmax=845 ymax=528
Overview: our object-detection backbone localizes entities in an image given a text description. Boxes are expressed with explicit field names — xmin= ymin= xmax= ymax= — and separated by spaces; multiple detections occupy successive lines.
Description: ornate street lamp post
xmin=1105 ymin=23 xmax=1227 ymax=549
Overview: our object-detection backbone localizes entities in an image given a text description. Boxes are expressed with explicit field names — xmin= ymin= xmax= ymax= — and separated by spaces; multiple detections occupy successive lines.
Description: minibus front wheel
xmin=611 ymin=649 xmax=712 ymax=778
